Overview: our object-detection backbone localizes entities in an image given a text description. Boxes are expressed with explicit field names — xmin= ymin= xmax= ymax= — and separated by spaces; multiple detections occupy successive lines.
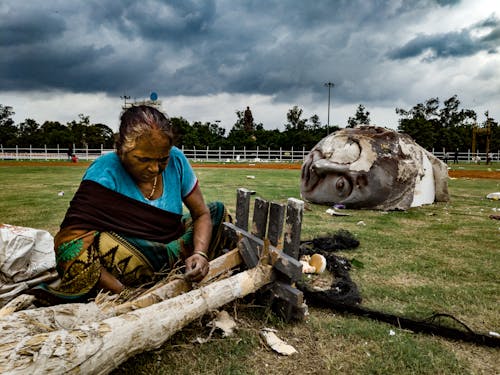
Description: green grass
xmin=0 ymin=161 xmax=498 ymax=374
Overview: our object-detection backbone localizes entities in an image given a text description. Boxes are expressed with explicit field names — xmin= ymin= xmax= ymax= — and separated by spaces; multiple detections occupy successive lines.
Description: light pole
xmin=120 ymin=95 xmax=131 ymax=109
xmin=324 ymin=82 xmax=334 ymax=135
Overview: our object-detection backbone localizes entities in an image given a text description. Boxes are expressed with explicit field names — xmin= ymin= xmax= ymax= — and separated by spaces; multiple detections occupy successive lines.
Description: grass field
xmin=0 ymin=161 xmax=499 ymax=374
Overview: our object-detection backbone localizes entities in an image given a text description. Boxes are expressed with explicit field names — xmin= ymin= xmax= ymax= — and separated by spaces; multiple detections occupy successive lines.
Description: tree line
xmin=0 ymin=95 xmax=498 ymax=153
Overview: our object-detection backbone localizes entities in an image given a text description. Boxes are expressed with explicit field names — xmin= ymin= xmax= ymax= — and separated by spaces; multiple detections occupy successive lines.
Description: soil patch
xmin=1 ymin=161 xmax=499 ymax=179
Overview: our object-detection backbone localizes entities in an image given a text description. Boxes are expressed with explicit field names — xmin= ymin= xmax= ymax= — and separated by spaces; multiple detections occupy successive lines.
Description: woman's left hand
xmin=185 ymin=254 xmax=209 ymax=282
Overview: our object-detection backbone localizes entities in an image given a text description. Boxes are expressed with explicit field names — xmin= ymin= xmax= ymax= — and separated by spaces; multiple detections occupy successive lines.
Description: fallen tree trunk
xmin=0 ymin=248 xmax=243 ymax=339
xmin=0 ymin=264 xmax=272 ymax=375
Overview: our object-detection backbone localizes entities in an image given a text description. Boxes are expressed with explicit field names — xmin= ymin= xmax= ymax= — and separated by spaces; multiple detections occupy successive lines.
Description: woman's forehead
xmin=131 ymin=132 xmax=171 ymax=155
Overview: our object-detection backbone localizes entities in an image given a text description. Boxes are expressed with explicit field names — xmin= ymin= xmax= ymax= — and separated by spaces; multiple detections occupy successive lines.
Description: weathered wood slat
xmin=251 ymin=197 xmax=269 ymax=238
xmin=283 ymin=198 xmax=304 ymax=260
xmin=237 ymin=237 xmax=260 ymax=269
xmin=224 ymin=222 xmax=302 ymax=282
xmin=267 ymin=202 xmax=285 ymax=247
xmin=235 ymin=188 xmax=253 ymax=231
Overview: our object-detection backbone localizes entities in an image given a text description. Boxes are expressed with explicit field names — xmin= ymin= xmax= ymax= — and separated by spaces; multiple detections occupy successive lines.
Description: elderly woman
xmin=41 ymin=105 xmax=231 ymax=302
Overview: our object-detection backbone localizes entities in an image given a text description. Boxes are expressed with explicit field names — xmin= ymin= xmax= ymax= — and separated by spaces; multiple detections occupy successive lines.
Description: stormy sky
xmin=0 ymin=0 xmax=499 ymax=133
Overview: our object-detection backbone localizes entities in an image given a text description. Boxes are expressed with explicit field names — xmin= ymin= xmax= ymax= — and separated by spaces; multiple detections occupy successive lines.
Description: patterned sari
xmin=37 ymin=180 xmax=231 ymax=302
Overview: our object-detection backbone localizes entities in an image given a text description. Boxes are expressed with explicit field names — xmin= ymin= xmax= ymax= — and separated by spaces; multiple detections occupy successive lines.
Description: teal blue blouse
xmin=82 ymin=147 xmax=197 ymax=215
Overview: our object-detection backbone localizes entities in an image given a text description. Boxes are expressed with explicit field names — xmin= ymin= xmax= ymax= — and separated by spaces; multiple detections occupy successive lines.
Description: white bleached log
xmin=0 ymin=264 xmax=273 ymax=375
xmin=0 ymin=248 xmax=243 ymax=340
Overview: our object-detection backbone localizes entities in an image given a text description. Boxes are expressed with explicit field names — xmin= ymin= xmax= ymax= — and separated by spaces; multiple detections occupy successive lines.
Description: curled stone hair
xmin=116 ymin=105 xmax=176 ymax=153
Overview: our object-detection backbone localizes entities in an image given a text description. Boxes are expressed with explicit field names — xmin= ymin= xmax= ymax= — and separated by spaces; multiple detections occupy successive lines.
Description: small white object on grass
xmin=486 ymin=192 xmax=500 ymax=200
xmin=325 ymin=208 xmax=350 ymax=216
xmin=209 ymin=310 xmax=237 ymax=337
xmin=260 ymin=328 xmax=297 ymax=355
xmin=57 ymin=191 xmax=64 ymax=196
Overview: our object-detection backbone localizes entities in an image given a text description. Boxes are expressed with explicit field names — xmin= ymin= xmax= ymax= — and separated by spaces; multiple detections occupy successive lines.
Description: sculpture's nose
xmin=311 ymin=159 xmax=349 ymax=175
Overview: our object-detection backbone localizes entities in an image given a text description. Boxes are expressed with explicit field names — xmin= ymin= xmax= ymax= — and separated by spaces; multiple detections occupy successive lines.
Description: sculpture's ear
xmin=426 ymin=151 xmax=450 ymax=202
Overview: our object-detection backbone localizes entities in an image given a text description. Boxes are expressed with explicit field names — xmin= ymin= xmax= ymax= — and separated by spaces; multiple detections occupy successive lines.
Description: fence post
xmin=232 ymin=146 xmax=235 ymax=161
xmin=101 ymin=144 xmax=104 ymax=155
xmin=44 ymin=145 xmax=47 ymax=160
xmin=280 ymin=147 xmax=282 ymax=162
xmin=86 ymin=144 xmax=89 ymax=160
xmin=16 ymin=145 xmax=19 ymax=160
xmin=291 ymin=146 xmax=294 ymax=162
xmin=206 ymin=146 xmax=209 ymax=161
xmin=194 ymin=146 xmax=196 ymax=160
xmin=29 ymin=145 xmax=32 ymax=160
xmin=244 ymin=146 xmax=246 ymax=161
xmin=218 ymin=147 xmax=221 ymax=161
xmin=268 ymin=147 xmax=270 ymax=160
xmin=302 ymin=146 xmax=305 ymax=161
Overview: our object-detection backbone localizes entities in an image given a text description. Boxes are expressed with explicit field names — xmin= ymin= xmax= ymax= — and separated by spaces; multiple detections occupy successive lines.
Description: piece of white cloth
xmin=0 ymin=224 xmax=55 ymax=284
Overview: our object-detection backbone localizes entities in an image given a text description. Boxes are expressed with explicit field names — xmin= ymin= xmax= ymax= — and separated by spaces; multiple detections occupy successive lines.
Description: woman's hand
xmin=184 ymin=253 xmax=209 ymax=282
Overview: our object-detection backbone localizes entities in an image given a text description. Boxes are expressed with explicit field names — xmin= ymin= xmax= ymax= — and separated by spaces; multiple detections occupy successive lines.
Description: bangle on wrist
xmin=194 ymin=250 xmax=208 ymax=260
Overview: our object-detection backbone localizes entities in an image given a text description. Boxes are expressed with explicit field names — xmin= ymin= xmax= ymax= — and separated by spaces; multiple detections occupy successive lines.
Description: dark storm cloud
xmin=0 ymin=12 xmax=65 ymax=47
xmin=0 ymin=0 xmax=497 ymax=105
xmin=388 ymin=15 xmax=500 ymax=60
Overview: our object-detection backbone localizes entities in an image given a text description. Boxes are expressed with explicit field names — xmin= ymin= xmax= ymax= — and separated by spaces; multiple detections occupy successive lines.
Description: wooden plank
xmin=224 ymin=223 xmax=302 ymax=282
xmin=237 ymin=237 xmax=259 ymax=269
xmin=251 ymin=197 xmax=269 ymax=239
xmin=235 ymin=188 xmax=253 ymax=231
xmin=267 ymin=202 xmax=285 ymax=247
xmin=271 ymin=281 xmax=304 ymax=306
xmin=282 ymin=198 xmax=304 ymax=260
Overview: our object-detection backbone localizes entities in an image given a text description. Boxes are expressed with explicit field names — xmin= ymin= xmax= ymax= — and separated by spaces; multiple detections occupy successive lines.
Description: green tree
xmin=397 ymin=98 xmax=441 ymax=150
xmin=308 ymin=114 xmax=322 ymax=131
xmin=285 ymin=106 xmax=307 ymax=131
xmin=40 ymin=121 xmax=73 ymax=147
xmin=0 ymin=105 xmax=18 ymax=147
xmin=347 ymin=104 xmax=371 ymax=128
xmin=17 ymin=119 xmax=42 ymax=147
xmin=85 ymin=123 xmax=115 ymax=148
xmin=178 ymin=121 xmax=225 ymax=149
xmin=67 ymin=114 xmax=91 ymax=147
xmin=171 ymin=116 xmax=192 ymax=147
xmin=437 ymin=95 xmax=476 ymax=151
xmin=397 ymin=96 xmax=477 ymax=151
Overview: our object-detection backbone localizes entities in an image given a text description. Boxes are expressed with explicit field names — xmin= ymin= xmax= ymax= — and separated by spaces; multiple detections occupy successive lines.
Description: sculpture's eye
xmin=336 ymin=178 xmax=344 ymax=190
xmin=334 ymin=176 xmax=351 ymax=198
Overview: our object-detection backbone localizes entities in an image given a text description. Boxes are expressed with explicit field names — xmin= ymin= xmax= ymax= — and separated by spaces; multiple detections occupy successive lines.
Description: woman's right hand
xmin=184 ymin=253 xmax=209 ymax=282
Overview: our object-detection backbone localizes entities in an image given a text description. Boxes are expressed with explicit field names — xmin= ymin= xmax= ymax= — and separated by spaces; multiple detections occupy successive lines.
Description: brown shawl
xmin=57 ymin=180 xmax=184 ymax=244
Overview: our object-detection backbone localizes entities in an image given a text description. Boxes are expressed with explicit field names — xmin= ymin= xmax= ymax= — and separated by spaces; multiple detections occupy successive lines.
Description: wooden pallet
xmin=224 ymin=188 xmax=307 ymax=321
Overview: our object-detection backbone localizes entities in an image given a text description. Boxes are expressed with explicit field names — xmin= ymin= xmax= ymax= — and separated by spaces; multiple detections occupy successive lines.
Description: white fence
xmin=0 ymin=145 xmax=499 ymax=163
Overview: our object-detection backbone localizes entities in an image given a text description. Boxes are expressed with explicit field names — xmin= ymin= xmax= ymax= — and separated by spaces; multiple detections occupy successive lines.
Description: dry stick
xmin=0 ymin=264 xmax=273 ymax=375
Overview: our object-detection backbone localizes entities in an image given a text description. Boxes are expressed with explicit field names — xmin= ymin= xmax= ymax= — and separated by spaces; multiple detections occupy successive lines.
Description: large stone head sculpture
xmin=300 ymin=126 xmax=449 ymax=210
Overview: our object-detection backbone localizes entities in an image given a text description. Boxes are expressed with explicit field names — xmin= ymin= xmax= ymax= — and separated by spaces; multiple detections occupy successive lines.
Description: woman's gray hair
xmin=116 ymin=105 xmax=176 ymax=153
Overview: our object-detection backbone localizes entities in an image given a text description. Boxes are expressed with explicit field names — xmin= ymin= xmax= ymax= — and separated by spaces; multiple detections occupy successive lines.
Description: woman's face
xmin=119 ymin=130 xmax=172 ymax=183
